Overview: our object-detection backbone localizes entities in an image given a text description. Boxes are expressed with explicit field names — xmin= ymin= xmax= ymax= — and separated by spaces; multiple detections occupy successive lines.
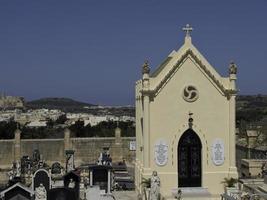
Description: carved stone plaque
xmin=182 ymin=85 xmax=199 ymax=102
xmin=154 ymin=139 xmax=168 ymax=166
xmin=129 ymin=141 xmax=136 ymax=151
xmin=211 ymin=138 xmax=224 ymax=166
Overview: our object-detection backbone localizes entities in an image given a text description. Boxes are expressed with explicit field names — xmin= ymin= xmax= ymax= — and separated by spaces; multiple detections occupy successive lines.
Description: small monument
xmin=7 ymin=161 xmax=22 ymax=186
xmin=21 ymin=155 xmax=32 ymax=174
xmin=15 ymin=161 xmax=21 ymax=177
xmin=8 ymin=161 xmax=21 ymax=180
xmin=97 ymin=148 xmax=112 ymax=166
xmin=33 ymin=149 xmax=41 ymax=165
xmin=32 ymin=169 xmax=51 ymax=193
xmin=65 ymin=150 xmax=75 ymax=172
xmin=35 ymin=183 xmax=47 ymax=200
xmin=150 ymin=171 xmax=160 ymax=200
xmin=68 ymin=178 xmax=75 ymax=188
xmin=51 ymin=162 xmax=62 ymax=175
xmin=262 ymin=162 xmax=267 ymax=183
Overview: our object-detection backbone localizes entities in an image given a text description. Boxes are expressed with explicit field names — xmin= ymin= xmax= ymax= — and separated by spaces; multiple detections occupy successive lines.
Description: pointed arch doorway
xmin=178 ymin=129 xmax=202 ymax=187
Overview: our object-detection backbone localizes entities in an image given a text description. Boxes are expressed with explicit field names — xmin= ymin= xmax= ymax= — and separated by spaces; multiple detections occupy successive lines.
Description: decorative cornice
xmin=141 ymin=49 xmax=236 ymax=97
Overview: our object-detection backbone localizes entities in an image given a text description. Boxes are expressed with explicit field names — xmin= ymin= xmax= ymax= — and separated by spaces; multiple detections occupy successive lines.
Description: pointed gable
xmin=145 ymin=33 xmax=235 ymax=98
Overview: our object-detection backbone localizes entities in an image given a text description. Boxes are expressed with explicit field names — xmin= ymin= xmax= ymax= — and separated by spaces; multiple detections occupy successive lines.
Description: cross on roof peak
xmin=182 ymin=24 xmax=193 ymax=37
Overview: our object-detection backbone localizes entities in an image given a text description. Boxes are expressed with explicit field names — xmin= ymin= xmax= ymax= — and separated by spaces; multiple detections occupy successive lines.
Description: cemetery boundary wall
xmin=0 ymin=130 xmax=136 ymax=169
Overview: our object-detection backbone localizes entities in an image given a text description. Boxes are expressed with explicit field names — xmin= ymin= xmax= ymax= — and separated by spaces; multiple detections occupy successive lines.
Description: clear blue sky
xmin=0 ymin=0 xmax=267 ymax=105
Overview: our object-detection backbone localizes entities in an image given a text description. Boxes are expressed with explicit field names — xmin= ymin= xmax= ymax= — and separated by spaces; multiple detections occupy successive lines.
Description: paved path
xmin=113 ymin=191 xmax=137 ymax=200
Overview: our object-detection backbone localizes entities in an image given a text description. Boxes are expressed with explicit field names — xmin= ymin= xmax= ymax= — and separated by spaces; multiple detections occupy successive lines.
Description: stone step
xmin=172 ymin=187 xmax=211 ymax=197
xmin=168 ymin=187 xmax=221 ymax=200
xmin=165 ymin=196 xmax=220 ymax=200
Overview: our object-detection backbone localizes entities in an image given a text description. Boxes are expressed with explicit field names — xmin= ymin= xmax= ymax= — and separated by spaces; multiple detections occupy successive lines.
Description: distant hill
xmin=26 ymin=97 xmax=135 ymax=116
xmin=236 ymin=95 xmax=267 ymax=123
xmin=237 ymin=95 xmax=267 ymax=110
xmin=26 ymin=97 xmax=96 ymax=111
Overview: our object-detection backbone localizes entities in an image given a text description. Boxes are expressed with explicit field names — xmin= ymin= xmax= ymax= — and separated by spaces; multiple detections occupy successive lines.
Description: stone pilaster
xmin=228 ymin=62 xmax=238 ymax=176
xmin=14 ymin=129 xmax=21 ymax=162
xmin=64 ymin=128 xmax=71 ymax=151
xmin=114 ymin=127 xmax=123 ymax=161
xmin=142 ymin=68 xmax=150 ymax=170
xmin=115 ymin=127 xmax=122 ymax=144
xmin=229 ymin=95 xmax=238 ymax=176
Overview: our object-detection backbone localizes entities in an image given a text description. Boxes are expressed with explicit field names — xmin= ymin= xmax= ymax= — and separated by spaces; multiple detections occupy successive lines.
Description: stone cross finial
xmin=229 ymin=61 xmax=237 ymax=75
xmin=142 ymin=60 xmax=150 ymax=75
xmin=182 ymin=24 xmax=193 ymax=37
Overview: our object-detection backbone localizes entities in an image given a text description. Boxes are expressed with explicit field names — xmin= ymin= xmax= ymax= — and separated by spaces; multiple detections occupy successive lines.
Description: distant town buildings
xmin=66 ymin=113 xmax=135 ymax=126
xmin=0 ymin=108 xmax=135 ymax=128
xmin=0 ymin=93 xmax=24 ymax=109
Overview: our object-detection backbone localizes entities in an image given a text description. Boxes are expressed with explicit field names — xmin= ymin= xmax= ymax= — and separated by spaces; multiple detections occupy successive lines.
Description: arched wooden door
xmin=178 ymin=129 xmax=202 ymax=187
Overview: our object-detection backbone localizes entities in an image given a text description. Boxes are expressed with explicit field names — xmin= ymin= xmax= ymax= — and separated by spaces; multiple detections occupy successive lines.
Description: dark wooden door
xmin=178 ymin=129 xmax=202 ymax=187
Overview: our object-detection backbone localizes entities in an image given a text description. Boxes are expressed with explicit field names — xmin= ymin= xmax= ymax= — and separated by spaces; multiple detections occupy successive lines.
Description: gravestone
xmin=35 ymin=183 xmax=47 ymax=200
xmin=21 ymin=156 xmax=32 ymax=175
xmin=7 ymin=161 xmax=22 ymax=185
xmin=32 ymin=169 xmax=51 ymax=194
xmin=51 ymin=162 xmax=62 ymax=175
xmin=65 ymin=150 xmax=75 ymax=172
xmin=33 ymin=149 xmax=41 ymax=165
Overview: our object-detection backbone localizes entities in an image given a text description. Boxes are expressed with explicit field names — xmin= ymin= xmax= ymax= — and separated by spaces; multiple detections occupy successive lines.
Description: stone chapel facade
xmin=135 ymin=25 xmax=238 ymax=199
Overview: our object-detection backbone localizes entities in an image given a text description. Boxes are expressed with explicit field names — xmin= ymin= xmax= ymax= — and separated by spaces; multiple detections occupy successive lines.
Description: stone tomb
xmin=32 ymin=169 xmax=51 ymax=195
xmin=63 ymin=171 xmax=80 ymax=200
xmin=0 ymin=182 xmax=34 ymax=200
xmin=241 ymin=159 xmax=267 ymax=178
xmin=89 ymin=165 xmax=113 ymax=194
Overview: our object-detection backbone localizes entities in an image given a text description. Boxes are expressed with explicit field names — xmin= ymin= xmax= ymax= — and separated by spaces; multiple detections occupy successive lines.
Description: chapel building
xmin=135 ymin=24 xmax=238 ymax=199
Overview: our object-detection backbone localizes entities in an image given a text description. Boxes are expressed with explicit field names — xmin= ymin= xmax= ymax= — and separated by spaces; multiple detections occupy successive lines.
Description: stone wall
xmin=0 ymin=129 xmax=136 ymax=169
xmin=0 ymin=140 xmax=14 ymax=168
xmin=21 ymin=139 xmax=65 ymax=165
xmin=71 ymin=137 xmax=135 ymax=166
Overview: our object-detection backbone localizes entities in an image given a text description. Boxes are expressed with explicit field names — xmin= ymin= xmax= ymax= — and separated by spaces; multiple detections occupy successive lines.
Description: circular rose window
xmin=183 ymin=85 xmax=199 ymax=102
